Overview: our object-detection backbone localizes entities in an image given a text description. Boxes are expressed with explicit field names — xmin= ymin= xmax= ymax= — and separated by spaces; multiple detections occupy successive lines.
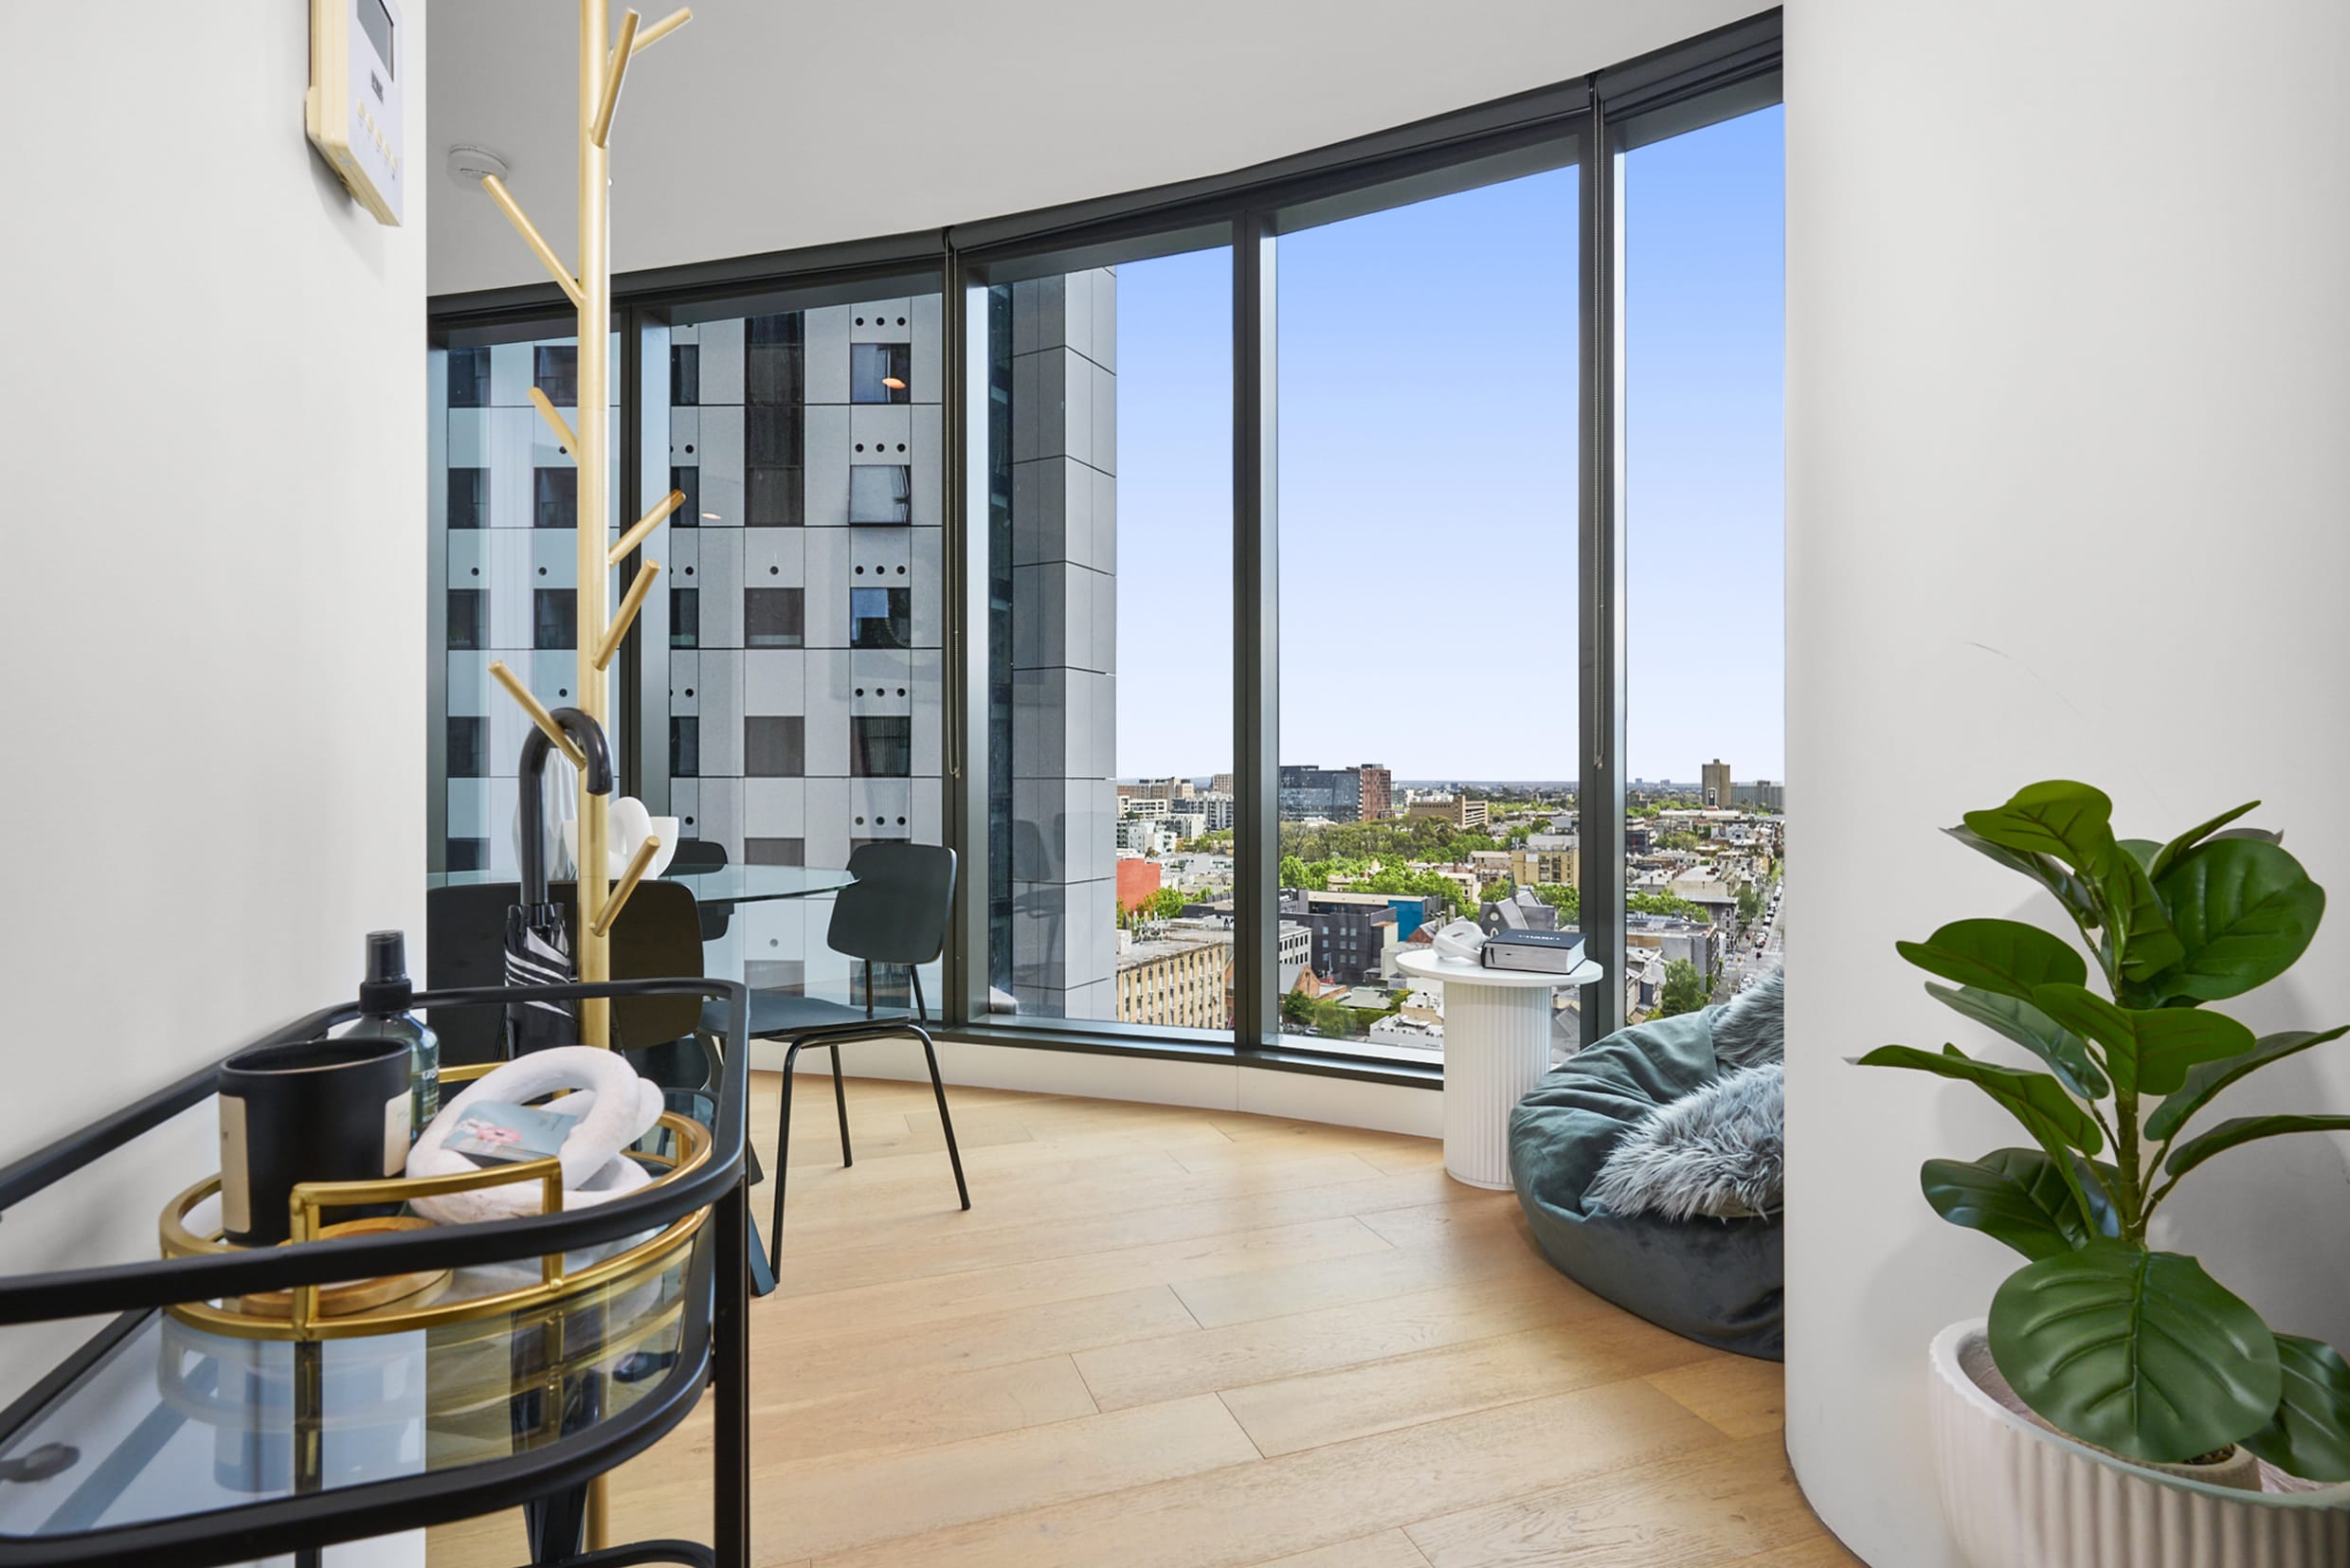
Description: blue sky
xmin=1112 ymin=106 xmax=1783 ymax=785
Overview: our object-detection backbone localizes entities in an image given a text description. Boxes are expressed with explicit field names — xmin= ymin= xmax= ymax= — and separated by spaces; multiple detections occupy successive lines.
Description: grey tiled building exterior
xmin=432 ymin=279 xmax=1124 ymax=1014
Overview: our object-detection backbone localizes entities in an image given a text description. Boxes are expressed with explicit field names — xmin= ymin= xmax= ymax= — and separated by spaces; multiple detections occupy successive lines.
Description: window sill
xmin=933 ymin=1018 xmax=1442 ymax=1090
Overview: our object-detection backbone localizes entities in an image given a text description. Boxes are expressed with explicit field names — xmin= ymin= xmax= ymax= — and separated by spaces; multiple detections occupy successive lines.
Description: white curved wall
xmin=1783 ymin=3 xmax=2350 ymax=1563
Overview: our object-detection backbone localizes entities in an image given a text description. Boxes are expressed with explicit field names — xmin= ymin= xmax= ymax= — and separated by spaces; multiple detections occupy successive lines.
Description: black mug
xmin=217 ymin=1037 xmax=412 ymax=1247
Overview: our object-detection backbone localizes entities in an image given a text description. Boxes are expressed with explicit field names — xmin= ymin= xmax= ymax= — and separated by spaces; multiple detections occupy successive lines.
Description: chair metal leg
xmin=769 ymin=1043 xmax=801 ymax=1268
xmin=913 ymin=1027 xmax=970 ymax=1212
xmin=830 ymin=1046 xmax=852 ymax=1167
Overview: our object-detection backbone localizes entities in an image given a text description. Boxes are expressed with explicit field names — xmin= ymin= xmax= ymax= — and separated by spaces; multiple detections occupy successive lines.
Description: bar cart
xmin=0 ymin=978 xmax=750 ymax=1568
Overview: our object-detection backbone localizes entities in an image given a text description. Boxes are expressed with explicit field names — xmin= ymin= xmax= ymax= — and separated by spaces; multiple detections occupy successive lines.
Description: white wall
xmin=1783 ymin=2 xmax=2350 ymax=1562
xmin=427 ymin=0 xmax=1762 ymax=294
xmin=0 ymin=6 xmax=429 ymax=1396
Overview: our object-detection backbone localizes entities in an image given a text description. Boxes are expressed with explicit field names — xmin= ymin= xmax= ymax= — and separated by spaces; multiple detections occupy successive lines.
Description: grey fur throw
xmin=1710 ymin=966 xmax=1784 ymax=1070
xmin=1585 ymin=1061 xmax=1783 ymax=1222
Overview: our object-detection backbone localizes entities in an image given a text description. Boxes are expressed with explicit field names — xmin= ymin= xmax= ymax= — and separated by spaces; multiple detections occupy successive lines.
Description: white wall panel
xmin=1783 ymin=3 xmax=2350 ymax=1562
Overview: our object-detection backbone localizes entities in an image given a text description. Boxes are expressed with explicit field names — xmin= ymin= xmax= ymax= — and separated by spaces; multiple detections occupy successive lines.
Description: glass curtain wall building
xmin=429 ymin=329 xmax=621 ymax=877
xmin=423 ymin=17 xmax=1782 ymax=1075
xmin=655 ymin=288 xmax=946 ymax=1005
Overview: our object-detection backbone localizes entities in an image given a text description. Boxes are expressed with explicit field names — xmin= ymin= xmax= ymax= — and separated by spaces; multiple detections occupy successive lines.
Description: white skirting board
xmin=750 ymin=1036 xmax=1442 ymax=1139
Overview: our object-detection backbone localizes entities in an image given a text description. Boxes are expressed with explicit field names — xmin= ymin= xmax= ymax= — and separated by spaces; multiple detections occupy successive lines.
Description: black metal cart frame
xmin=0 ymin=977 xmax=750 ymax=1568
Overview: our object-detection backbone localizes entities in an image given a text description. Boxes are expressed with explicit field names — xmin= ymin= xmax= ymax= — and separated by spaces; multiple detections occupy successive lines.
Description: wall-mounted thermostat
xmin=306 ymin=0 xmax=405 ymax=226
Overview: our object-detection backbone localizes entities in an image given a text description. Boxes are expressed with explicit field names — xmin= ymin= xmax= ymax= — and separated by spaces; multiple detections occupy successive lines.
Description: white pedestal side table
xmin=1395 ymin=948 xmax=1606 ymax=1189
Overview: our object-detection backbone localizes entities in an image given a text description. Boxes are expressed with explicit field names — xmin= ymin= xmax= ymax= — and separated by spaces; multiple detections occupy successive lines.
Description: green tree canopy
xmin=1628 ymin=891 xmax=1706 ymax=921
xmin=1527 ymin=883 xmax=1580 ymax=921
xmin=1655 ymin=958 xmax=1708 ymax=1018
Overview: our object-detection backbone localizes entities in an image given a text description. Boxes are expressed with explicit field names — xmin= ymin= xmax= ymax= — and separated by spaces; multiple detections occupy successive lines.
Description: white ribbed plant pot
xmin=1928 ymin=1320 xmax=2350 ymax=1567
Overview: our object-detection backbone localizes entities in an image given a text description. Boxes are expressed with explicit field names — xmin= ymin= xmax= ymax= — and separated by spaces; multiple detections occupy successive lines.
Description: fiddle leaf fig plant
xmin=1863 ymin=781 xmax=2350 ymax=1477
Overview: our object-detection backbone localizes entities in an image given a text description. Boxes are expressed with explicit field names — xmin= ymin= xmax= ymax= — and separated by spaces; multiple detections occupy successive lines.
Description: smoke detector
xmin=446 ymin=145 xmax=511 ymax=187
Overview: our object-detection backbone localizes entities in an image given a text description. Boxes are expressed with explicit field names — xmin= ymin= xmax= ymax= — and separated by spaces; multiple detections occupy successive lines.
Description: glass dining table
xmin=428 ymin=862 xmax=856 ymax=910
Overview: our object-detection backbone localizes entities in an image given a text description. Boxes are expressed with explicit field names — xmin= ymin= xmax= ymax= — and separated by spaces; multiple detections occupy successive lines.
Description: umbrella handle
xmin=518 ymin=707 xmax=614 ymax=904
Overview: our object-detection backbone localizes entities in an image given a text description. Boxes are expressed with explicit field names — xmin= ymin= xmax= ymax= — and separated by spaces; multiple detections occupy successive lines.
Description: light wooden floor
xmin=431 ymin=1072 xmax=1856 ymax=1568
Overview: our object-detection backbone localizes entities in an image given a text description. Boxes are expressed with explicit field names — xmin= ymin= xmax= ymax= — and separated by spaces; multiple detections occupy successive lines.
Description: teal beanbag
xmin=1507 ymin=1006 xmax=1784 ymax=1360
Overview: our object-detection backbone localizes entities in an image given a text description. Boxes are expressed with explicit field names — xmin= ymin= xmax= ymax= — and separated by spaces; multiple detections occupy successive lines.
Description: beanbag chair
xmin=1508 ymin=1001 xmax=1784 ymax=1360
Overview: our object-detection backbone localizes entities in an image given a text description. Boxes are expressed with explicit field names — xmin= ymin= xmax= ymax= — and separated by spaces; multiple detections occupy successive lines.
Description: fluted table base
xmin=1437 ymin=981 xmax=1556 ymax=1189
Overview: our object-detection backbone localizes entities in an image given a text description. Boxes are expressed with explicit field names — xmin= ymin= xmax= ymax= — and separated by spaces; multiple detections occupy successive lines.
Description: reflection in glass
xmin=446 ymin=467 xmax=484 ymax=529
xmin=847 ymin=586 xmax=909 ymax=649
xmin=533 ymin=588 xmax=575 ymax=651
xmin=744 ymin=715 xmax=804 ymax=777
xmin=446 ymin=587 xmax=483 ymax=651
xmin=533 ymin=345 xmax=578 ymax=405
xmin=847 ymin=464 xmax=912 ymax=524
xmin=744 ymin=587 xmax=804 ymax=648
xmin=533 ymin=468 xmax=576 ymax=530
xmin=851 ymin=341 xmax=911 ymax=404
xmin=446 ymin=716 xmax=484 ymax=779
xmin=851 ymin=715 xmax=912 ymax=777
xmin=448 ymin=347 xmax=490 ymax=407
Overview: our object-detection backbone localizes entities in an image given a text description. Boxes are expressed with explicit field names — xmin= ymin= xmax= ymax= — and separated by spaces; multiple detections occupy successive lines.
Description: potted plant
xmin=1864 ymin=781 xmax=2350 ymax=1566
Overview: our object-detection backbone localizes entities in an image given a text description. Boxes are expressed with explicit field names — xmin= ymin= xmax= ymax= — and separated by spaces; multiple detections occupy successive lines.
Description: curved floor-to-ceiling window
xmin=424 ymin=23 xmax=1782 ymax=1079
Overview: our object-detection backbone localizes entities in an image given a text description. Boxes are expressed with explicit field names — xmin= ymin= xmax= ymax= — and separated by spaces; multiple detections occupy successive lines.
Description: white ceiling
xmin=427 ymin=0 xmax=1762 ymax=297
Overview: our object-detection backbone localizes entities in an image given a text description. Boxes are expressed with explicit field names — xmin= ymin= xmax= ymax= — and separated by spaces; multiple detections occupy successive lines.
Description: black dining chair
xmin=424 ymin=878 xmax=706 ymax=1071
xmin=705 ymin=840 xmax=970 ymax=1264
xmin=669 ymin=838 xmax=728 ymax=870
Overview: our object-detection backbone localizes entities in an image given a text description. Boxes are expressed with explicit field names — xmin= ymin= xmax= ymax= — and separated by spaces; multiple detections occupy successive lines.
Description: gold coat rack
xmin=480 ymin=1 xmax=692 ymax=1050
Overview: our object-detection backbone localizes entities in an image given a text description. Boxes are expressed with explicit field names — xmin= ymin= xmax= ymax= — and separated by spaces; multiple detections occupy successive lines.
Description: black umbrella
xmin=507 ymin=705 xmax=613 ymax=1057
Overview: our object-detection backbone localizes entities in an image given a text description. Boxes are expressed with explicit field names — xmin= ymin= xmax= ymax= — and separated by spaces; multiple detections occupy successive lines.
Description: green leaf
xmin=2120 ymin=838 xmax=2160 ymax=871
xmin=1943 ymin=824 xmax=2101 ymax=928
xmin=2164 ymin=1114 xmax=2350 ymax=1181
xmin=1957 ymin=781 xmax=2183 ymax=978
xmin=1858 ymin=1044 xmax=2103 ymax=1156
xmin=1988 ymin=1242 xmax=2281 ymax=1463
xmin=2111 ymin=854 xmax=2187 ymax=982
xmin=1922 ymin=1148 xmax=2119 ymax=1260
xmin=2243 ymin=1334 xmax=2350 ymax=1483
xmin=2147 ymin=1026 xmax=2350 ymax=1143
xmin=2150 ymin=838 xmax=2326 ymax=1002
xmin=2030 ymin=984 xmax=2256 ymax=1097
xmin=1926 ymin=982 xmax=2108 ymax=1099
xmin=1897 ymin=919 xmax=2088 ymax=1005
xmin=1963 ymin=780 xmax=2119 ymax=880
xmin=2146 ymin=801 xmax=2262 ymax=881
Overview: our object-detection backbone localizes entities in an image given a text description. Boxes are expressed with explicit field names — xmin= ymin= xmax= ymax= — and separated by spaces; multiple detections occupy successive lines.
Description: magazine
xmin=445 ymin=1100 xmax=575 ymax=1165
